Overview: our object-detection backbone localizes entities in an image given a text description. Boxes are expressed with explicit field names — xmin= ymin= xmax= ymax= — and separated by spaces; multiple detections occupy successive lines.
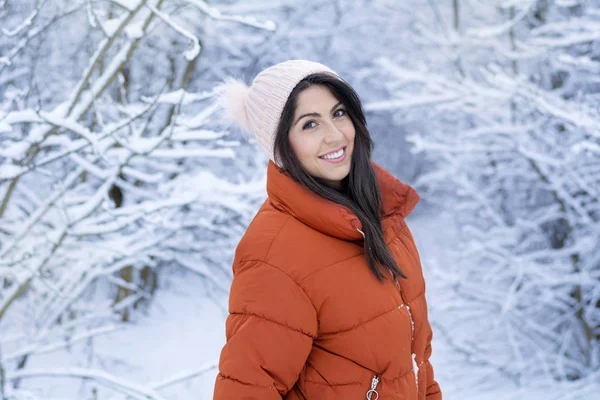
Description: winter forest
xmin=0 ymin=0 xmax=599 ymax=399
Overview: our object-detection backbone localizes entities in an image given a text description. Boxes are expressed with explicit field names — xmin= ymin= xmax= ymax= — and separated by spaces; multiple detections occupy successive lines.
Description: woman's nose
xmin=323 ymin=121 xmax=344 ymax=143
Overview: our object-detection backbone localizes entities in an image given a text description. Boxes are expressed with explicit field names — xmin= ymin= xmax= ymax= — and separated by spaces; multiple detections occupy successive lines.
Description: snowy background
xmin=1 ymin=0 xmax=599 ymax=399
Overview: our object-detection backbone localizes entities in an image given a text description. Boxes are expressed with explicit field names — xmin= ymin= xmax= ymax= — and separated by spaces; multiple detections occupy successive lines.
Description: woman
xmin=213 ymin=60 xmax=441 ymax=400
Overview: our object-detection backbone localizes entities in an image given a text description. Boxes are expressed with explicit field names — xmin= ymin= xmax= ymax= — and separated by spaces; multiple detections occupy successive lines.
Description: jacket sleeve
xmin=213 ymin=260 xmax=318 ymax=399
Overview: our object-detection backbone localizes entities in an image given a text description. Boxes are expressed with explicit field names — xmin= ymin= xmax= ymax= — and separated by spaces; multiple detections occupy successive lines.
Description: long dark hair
xmin=273 ymin=73 xmax=406 ymax=281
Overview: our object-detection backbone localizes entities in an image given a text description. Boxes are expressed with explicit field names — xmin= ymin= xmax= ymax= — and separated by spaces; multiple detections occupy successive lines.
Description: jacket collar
xmin=266 ymin=160 xmax=420 ymax=241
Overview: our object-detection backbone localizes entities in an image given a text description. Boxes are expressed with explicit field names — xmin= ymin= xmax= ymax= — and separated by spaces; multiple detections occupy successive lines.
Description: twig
xmin=8 ymin=367 xmax=169 ymax=400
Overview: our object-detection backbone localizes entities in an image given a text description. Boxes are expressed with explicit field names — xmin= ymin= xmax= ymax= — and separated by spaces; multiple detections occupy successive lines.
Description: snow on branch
xmin=183 ymin=0 xmax=276 ymax=31
xmin=464 ymin=3 xmax=532 ymax=39
xmin=0 ymin=1 xmax=269 ymax=397
xmin=1 ymin=0 xmax=45 ymax=37
xmin=8 ymin=367 xmax=169 ymax=400
xmin=150 ymin=362 xmax=217 ymax=389
xmin=382 ymin=0 xmax=600 ymax=385
xmin=146 ymin=3 xmax=201 ymax=60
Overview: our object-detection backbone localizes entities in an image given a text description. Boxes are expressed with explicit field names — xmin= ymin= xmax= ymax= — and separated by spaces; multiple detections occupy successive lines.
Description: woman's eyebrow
xmin=294 ymin=101 xmax=343 ymax=126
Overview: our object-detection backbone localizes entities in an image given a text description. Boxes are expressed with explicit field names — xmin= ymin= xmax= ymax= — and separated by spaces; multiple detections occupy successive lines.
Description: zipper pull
xmin=366 ymin=375 xmax=380 ymax=400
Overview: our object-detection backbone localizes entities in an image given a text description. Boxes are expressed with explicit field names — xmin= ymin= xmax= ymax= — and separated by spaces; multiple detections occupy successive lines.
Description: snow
xmin=555 ymin=0 xmax=579 ymax=6
xmin=0 ymin=140 xmax=30 ymax=160
xmin=124 ymin=22 xmax=145 ymax=39
xmin=0 ymin=163 xmax=26 ymax=179
xmin=410 ymin=210 xmax=600 ymax=400
xmin=4 ymin=109 xmax=43 ymax=125
xmin=101 ymin=16 xmax=127 ymax=38
xmin=147 ymin=3 xmax=201 ymax=61
xmin=365 ymin=93 xmax=460 ymax=111
xmin=150 ymin=147 xmax=235 ymax=159
xmin=7 ymin=209 xmax=597 ymax=399
xmin=572 ymin=141 xmax=600 ymax=155
xmin=1 ymin=0 xmax=598 ymax=398
xmin=171 ymin=129 xmax=226 ymax=141
xmin=412 ymin=353 xmax=419 ymax=388
xmin=5 ymin=269 xmax=226 ymax=399
xmin=146 ymin=88 xmax=215 ymax=106
xmin=39 ymin=111 xmax=101 ymax=151
xmin=112 ymin=0 xmax=142 ymax=11
xmin=1 ymin=7 xmax=38 ymax=37
xmin=183 ymin=0 xmax=276 ymax=31
xmin=464 ymin=5 xmax=531 ymax=38
xmin=0 ymin=121 xmax=12 ymax=133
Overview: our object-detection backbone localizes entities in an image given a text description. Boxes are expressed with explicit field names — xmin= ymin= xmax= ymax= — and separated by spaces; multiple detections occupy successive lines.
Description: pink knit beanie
xmin=215 ymin=60 xmax=340 ymax=166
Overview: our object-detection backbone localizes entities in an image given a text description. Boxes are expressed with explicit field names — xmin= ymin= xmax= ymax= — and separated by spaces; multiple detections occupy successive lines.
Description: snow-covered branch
xmin=182 ymin=0 xmax=276 ymax=31
xmin=380 ymin=0 xmax=600 ymax=384
xmin=0 ymin=1 xmax=270 ymax=397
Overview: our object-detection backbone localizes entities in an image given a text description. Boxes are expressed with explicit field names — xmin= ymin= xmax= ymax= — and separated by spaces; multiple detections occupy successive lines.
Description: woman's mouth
xmin=318 ymin=147 xmax=346 ymax=163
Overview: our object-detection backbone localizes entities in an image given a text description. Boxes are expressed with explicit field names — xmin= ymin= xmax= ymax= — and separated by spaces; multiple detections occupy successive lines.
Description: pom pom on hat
xmin=215 ymin=77 xmax=251 ymax=133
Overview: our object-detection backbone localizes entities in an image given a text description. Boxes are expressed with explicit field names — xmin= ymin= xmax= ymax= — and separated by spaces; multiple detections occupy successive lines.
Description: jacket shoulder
xmin=234 ymin=199 xmax=291 ymax=265
xmin=235 ymin=200 xmax=362 ymax=280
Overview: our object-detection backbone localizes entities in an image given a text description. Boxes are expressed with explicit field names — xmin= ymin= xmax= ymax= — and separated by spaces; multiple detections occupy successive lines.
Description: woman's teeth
xmin=320 ymin=148 xmax=344 ymax=159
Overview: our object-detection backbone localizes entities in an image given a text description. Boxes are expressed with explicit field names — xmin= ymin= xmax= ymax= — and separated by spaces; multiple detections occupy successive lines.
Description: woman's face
xmin=288 ymin=85 xmax=355 ymax=189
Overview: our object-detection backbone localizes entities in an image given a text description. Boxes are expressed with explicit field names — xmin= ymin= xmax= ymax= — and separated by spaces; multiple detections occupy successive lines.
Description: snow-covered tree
xmin=5 ymin=0 xmax=598 ymax=398
xmin=0 ymin=0 xmax=273 ymax=397
xmin=377 ymin=0 xmax=600 ymax=385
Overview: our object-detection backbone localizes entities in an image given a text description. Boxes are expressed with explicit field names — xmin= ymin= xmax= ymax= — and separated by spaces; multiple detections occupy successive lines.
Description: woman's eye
xmin=334 ymin=108 xmax=346 ymax=117
xmin=303 ymin=121 xmax=317 ymax=130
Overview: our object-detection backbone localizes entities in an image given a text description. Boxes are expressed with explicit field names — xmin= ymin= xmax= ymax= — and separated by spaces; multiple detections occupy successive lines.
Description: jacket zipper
xmin=356 ymin=227 xmax=419 ymax=394
xmin=389 ymin=268 xmax=419 ymax=392
xmin=390 ymin=269 xmax=414 ymax=337
xmin=356 ymin=227 xmax=381 ymax=400
xmin=366 ymin=375 xmax=379 ymax=400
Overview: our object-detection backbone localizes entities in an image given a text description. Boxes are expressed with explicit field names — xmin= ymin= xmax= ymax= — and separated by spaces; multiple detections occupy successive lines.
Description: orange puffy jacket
xmin=214 ymin=161 xmax=442 ymax=400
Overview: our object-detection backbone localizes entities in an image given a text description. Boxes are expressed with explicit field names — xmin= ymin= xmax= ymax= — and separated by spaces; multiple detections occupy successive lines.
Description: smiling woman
xmin=287 ymin=85 xmax=355 ymax=188
xmin=213 ymin=60 xmax=441 ymax=400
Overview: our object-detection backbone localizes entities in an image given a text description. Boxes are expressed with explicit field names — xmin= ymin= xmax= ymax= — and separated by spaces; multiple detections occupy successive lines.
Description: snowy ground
xmin=13 ymin=209 xmax=599 ymax=400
